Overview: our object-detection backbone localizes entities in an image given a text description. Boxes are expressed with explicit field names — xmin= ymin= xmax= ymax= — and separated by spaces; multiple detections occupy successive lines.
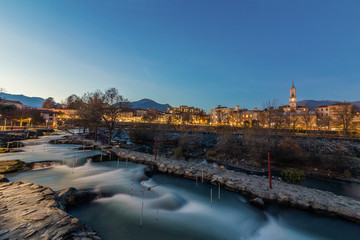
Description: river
xmin=2 ymin=133 xmax=360 ymax=240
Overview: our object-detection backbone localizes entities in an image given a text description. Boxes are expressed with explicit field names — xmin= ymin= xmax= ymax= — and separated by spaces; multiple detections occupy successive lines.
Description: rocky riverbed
xmin=64 ymin=135 xmax=360 ymax=224
xmin=0 ymin=181 xmax=101 ymax=240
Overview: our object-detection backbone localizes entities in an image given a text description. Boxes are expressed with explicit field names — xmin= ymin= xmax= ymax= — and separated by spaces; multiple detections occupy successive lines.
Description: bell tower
xmin=289 ymin=82 xmax=296 ymax=108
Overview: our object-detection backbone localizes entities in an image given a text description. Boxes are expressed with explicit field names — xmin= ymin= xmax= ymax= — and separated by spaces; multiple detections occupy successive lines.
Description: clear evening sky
xmin=0 ymin=0 xmax=359 ymax=112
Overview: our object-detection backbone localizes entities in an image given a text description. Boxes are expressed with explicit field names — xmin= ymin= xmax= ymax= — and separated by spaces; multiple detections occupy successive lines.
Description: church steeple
xmin=289 ymin=83 xmax=296 ymax=108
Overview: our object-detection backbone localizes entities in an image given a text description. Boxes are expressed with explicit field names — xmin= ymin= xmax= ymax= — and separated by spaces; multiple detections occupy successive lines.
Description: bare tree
xmin=335 ymin=102 xmax=356 ymax=135
xmin=65 ymin=94 xmax=82 ymax=110
xmin=102 ymin=88 xmax=128 ymax=145
xmin=316 ymin=113 xmax=331 ymax=130
xmin=79 ymin=90 xmax=103 ymax=141
xmin=300 ymin=112 xmax=313 ymax=131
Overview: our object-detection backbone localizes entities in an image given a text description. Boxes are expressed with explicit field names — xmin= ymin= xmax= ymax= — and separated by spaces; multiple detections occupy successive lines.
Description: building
xmin=289 ymin=82 xmax=296 ymax=108
xmin=210 ymin=105 xmax=234 ymax=125
xmin=0 ymin=98 xmax=26 ymax=109
xmin=281 ymin=83 xmax=310 ymax=114
xmin=232 ymin=106 xmax=261 ymax=127
xmin=38 ymin=109 xmax=58 ymax=127
xmin=167 ymin=105 xmax=206 ymax=124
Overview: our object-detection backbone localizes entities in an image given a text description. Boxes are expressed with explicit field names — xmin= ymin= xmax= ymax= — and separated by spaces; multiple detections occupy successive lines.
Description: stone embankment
xmin=0 ymin=181 xmax=101 ymax=240
xmin=65 ymin=135 xmax=360 ymax=224
xmin=0 ymin=160 xmax=59 ymax=174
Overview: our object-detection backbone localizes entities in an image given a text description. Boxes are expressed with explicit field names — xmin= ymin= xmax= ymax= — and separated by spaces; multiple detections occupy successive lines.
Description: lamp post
xmin=46 ymin=120 xmax=48 ymax=128
xmin=28 ymin=118 xmax=31 ymax=129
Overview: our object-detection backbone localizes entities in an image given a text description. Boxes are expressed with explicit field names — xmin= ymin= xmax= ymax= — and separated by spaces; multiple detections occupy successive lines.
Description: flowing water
xmin=2 ymin=134 xmax=360 ymax=240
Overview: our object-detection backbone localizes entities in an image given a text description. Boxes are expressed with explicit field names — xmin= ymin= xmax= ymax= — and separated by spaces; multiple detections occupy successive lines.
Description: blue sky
xmin=0 ymin=0 xmax=359 ymax=112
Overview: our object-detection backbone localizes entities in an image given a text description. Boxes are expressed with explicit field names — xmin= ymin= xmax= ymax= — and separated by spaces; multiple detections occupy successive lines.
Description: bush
xmin=173 ymin=147 xmax=183 ymax=160
xmin=205 ymin=150 xmax=217 ymax=158
xmin=273 ymin=138 xmax=307 ymax=166
xmin=281 ymin=168 xmax=305 ymax=184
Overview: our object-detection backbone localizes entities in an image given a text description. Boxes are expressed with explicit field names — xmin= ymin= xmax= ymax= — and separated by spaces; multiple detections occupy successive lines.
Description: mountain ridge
xmin=298 ymin=100 xmax=360 ymax=110
xmin=0 ymin=93 xmax=45 ymax=108
xmin=129 ymin=98 xmax=171 ymax=111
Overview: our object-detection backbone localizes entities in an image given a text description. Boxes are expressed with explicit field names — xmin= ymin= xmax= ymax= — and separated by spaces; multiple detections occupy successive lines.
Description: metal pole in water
xmin=100 ymin=154 xmax=102 ymax=162
xmin=156 ymin=191 xmax=159 ymax=221
xmin=196 ymin=176 xmax=198 ymax=188
xmin=75 ymin=154 xmax=78 ymax=166
xmin=117 ymin=158 xmax=119 ymax=168
xmin=218 ymin=182 xmax=221 ymax=200
xmin=140 ymin=201 xmax=144 ymax=228
xmin=268 ymin=152 xmax=272 ymax=189
xmin=140 ymin=179 xmax=145 ymax=228
xmin=62 ymin=154 xmax=65 ymax=165
xmin=210 ymin=188 xmax=213 ymax=207
xmin=72 ymin=160 xmax=75 ymax=174
xmin=154 ymin=137 xmax=157 ymax=161
xmin=131 ymin=179 xmax=133 ymax=197
xmin=202 ymin=171 xmax=204 ymax=183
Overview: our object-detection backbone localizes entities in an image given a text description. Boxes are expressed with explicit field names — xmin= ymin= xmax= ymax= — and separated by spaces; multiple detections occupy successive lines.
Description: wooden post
xmin=196 ymin=176 xmax=198 ymax=188
xmin=210 ymin=188 xmax=213 ymax=207
xmin=154 ymin=137 xmax=157 ymax=161
xmin=100 ymin=154 xmax=102 ymax=162
xmin=72 ymin=160 xmax=75 ymax=174
xmin=117 ymin=158 xmax=120 ymax=168
xmin=268 ymin=152 xmax=272 ymax=189
xmin=201 ymin=171 xmax=204 ymax=183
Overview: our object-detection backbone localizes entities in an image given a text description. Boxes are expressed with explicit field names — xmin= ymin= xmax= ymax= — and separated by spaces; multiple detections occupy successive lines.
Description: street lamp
xmin=28 ymin=118 xmax=31 ymax=129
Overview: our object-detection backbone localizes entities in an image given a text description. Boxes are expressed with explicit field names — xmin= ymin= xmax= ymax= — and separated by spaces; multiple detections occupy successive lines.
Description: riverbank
xmin=64 ymin=135 xmax=360 ymax=224
xmin=0 ymin=181 xmax=101 ymax=239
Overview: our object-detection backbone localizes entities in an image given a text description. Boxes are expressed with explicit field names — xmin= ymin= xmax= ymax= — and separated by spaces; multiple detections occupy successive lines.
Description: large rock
xmin=57 ymin=187 xmax=99 ymax=210
xmin=0 ymin=181 xmax=102 ymax=239
xmin=0 ymin=174 xmax=9 ymax=182
xmin=250 ymin=197 xmax=265 ymax=209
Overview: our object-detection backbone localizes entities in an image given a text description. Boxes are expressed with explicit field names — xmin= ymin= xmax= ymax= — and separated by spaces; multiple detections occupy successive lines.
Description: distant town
xmin=1 ymin=84 xmax=359 ymax=134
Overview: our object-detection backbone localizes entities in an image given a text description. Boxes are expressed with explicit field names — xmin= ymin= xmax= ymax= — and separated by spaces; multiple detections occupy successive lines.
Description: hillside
xmin=0 ymin=93 xmax=45 ymax=108
xmin=298 ymin=100 xmax=360 ymax=110
xmin=130 ymin=98 xmax=171 ymax=112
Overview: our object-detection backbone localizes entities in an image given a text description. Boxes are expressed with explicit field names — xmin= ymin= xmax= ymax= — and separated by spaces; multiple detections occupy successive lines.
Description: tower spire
xmin=292 ymin=81 xmax=295 ymax=88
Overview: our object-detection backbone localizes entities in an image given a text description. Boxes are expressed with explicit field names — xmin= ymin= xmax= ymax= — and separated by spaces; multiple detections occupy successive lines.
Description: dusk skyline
xmin=1 ymin=0 xmax=360 ymax=112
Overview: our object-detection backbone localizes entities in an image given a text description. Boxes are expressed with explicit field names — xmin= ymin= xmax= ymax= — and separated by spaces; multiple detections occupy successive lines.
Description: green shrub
xmin=173 ymin=147 xmax=183 ymax=160
xmin=281 ymin=168 xmax=305 ymax=184
xmin=343 ymin=169 xmax=352 ymax=178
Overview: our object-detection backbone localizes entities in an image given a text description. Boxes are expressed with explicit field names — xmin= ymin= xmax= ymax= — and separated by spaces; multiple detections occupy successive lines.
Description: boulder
xmin=57 ymin=187 xmax=99 ymax=210
xmin=250 ymin=197 xmax=265 ymax=209
xmin=0 ymin=174 xmax=9 ymax=183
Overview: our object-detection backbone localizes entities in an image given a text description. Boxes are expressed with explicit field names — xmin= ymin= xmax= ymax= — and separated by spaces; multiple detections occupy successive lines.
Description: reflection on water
xmin=3 ymin=134 xmax=360 ymax=240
